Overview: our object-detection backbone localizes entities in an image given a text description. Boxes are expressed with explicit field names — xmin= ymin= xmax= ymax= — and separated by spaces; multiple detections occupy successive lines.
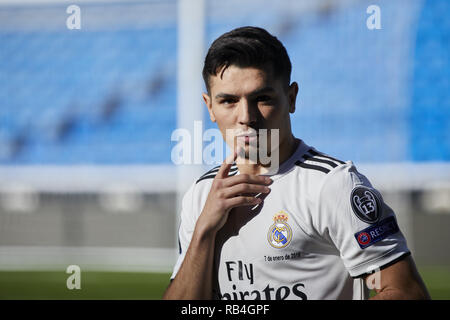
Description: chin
xmin=240 ymin=144 xmax=261 ymax=162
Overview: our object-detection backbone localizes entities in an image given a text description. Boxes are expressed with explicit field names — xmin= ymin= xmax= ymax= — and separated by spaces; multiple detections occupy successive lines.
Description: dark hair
xmin=202 ymin=26 xmax=292 ymax=93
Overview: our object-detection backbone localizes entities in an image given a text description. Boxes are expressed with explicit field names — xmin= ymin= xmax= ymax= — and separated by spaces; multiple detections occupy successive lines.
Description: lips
xmin=241 ymin=136 xmax=256 ymax=143
xmin=236 ymin=130 xmax=258 ymax=138
xmin=236 ymin=130 xmax=258 ymax=144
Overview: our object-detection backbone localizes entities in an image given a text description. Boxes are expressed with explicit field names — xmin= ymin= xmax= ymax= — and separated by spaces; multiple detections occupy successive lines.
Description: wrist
xmin=194 ymin=216 xmax=219 ymax=242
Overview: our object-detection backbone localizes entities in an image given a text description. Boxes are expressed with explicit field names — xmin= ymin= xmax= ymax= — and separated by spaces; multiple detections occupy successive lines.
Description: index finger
xmin=216 ymin=150 xmax=237 ymax=179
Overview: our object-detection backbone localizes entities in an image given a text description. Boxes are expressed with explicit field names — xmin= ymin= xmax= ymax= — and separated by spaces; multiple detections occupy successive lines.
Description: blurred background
xmin=0 ymin=0 xmax=449 ymax=299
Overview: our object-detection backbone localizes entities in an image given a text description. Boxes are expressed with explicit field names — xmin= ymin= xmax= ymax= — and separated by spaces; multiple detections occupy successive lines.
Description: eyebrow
xmin=215 ymin=93 xmax=238 ymax=100
xmin=214 ymin=86 xmax=276 ymax=100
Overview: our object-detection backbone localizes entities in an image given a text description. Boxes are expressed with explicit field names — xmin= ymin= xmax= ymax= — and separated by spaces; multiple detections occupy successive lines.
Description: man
xmin=163 ymin=26 xmax=430 ymax=300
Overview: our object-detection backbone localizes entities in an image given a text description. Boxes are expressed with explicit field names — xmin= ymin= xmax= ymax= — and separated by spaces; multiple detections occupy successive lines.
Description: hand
xmin=196 ymin=151 xmax=272 ymax=235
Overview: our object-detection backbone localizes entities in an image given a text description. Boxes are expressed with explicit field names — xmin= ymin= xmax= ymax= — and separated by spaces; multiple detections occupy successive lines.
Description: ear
xmin=202 ymin=92 xmax=216 ymax=122
xmin=287 ymin=82 xmax=299 ymax=114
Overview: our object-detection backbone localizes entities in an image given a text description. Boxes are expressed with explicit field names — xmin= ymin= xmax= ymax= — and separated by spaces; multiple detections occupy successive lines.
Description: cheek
xmin=213 ymin=105 xmax=240 ymax=126
xmin=260 ymin=106 xmax=285 ymax=126
xmin=214 ymin=110 xmax=232 ymax=129
xmin=212 ymin=111 xmax=235 ymax=141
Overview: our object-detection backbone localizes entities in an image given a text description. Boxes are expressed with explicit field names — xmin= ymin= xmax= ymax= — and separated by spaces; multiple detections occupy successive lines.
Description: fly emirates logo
xmin=217 ymin=260 xmax=308 ymax=300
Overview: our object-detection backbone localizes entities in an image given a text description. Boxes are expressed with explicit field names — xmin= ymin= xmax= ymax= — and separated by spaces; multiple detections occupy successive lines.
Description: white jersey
xmin=171 ymin=139 xmax=410 ymax=300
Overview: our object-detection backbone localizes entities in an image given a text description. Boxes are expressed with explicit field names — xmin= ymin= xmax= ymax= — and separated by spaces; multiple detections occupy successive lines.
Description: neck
xmin=236 ymin=134 xmax=299 ymax=176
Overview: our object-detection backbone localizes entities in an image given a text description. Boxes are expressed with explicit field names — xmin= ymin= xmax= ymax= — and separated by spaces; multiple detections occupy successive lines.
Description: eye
xmin=219 ymin=98 xmax=237 ymax=105
xmin=256 ymin=95 xmax=273 ymax=103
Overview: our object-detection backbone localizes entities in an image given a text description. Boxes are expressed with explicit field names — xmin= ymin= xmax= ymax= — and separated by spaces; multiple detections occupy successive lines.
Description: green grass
xmin=417 ymin=265 xmax=450 ymax=300
xmin=0 ymin=266 xmax=448 ymax=299
xmin=0 ymin=271 xmax=171 ymax=300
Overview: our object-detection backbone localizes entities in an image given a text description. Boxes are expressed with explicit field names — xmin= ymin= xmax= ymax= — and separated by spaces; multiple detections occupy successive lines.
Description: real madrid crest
xmin=267 ymin=210 xmax=292 ymax=249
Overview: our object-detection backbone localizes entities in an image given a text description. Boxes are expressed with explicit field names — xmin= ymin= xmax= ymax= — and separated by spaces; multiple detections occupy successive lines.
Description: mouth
xmin=236 ymin=130 xmax=258 ymax=144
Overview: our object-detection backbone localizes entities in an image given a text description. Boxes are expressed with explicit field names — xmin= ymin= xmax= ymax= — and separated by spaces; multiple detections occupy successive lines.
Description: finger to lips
xmin=216 ymin=151 xmax=237 ymax=179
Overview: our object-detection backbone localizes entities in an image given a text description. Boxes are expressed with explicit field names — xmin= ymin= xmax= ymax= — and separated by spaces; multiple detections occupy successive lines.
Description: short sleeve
xmin=316 ymin=162 xmax=410 ymax=278
xmin=170 ymin=183 xmax=197 ymax=280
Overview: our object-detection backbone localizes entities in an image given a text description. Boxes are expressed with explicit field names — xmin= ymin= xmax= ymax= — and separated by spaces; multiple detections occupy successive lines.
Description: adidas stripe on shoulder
xmin=295 ymin=149 xmax=345 ymax=174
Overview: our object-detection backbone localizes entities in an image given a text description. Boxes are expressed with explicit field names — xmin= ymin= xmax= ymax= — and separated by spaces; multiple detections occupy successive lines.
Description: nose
xmin=237 ymin=99 xmax=257 ymax=127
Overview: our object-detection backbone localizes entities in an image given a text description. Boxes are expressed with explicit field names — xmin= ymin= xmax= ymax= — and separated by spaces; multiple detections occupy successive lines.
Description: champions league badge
xmin=351 ymin=186 xmax=381 ymax=224
xmin=356 ymin=232 xmax=371 ymax=247
xmin=267 ymin=211 xmax=292 ymax=249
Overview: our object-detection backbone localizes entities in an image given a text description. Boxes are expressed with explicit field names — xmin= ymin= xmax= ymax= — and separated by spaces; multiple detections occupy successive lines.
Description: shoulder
xmin=308 ymin=152 xmax=384 ymax=225
xmin=291 ymin=147 xmax=379 ymax=211
xmin=294 ymin=148 xmax=347 ymax=175
xmin=292 ymin=147 xmax=353 ymax=193
xmin=318 ymin=158 xmax=374 ymax=199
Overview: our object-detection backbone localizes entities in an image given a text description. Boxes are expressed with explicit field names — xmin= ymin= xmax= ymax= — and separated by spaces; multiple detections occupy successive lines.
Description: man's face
xmin=203 ymin=65 xmax=298 ymax=162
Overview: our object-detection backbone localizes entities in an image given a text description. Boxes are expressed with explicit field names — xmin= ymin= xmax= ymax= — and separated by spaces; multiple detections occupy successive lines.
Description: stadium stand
xmin=0 ymin=26 xmax=177 ymax=164
xmin=0 ymin=0 xmax=448 ymax=165
xmin=410 ymin=0 xmax=450 ymax=161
